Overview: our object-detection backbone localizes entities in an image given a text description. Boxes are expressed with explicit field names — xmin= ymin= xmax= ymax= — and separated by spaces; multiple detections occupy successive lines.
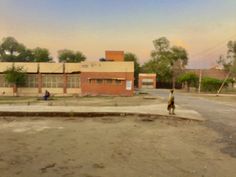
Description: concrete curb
xmin=0 ymin=111 xmax=204 ymax=122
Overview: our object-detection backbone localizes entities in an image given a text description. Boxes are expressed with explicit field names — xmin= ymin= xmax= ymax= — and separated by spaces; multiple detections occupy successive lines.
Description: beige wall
xmin=139 ymin=73 xmax=156 ymax=77
xmin=67 ymin=88 xmax=81 ymax=95
xmin=15 ymin=63 xmax=38 ymax=73
xmin=0 ymin=63 xmax=13 ymax=72
xmin=39 ymin=63 xmax=63 ymax=73
xmin=65 ymin=63 xmax=81 ymax=73
xmin=1 ymin=62 xmax=133 ymax=73
xmin=0 ymin=87 xmax=13 ymax=96
xmin=17 ymin=88 xmax=38 ymax=96
xmin=80 ymin=61 xmax=134 ymax=72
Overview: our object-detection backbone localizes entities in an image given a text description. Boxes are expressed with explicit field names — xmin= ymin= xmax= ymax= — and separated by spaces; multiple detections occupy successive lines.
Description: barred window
xmin=24 ymin=74 xmax=38 ymax=88
xmin=96 ymin=79 xmax=103 ymax=84
xmin=115 ymin=80 xmax=122 ymax=85
xmin=105 ymin=79 xmax=113 ymax=84
xmin=42 ymin=74 xmax=63 ymax=88
xmin=67 ymin=75 xmax=80 ymax=88
xmin=0 ymin=74 xmax=11 ymax=87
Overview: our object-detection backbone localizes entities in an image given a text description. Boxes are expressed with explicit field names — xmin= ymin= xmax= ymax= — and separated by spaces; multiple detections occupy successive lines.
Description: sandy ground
xmin=0 ymin=95 xmax=162 ymax=107
xmin=0 ymin=116 xmax=236 ymax=177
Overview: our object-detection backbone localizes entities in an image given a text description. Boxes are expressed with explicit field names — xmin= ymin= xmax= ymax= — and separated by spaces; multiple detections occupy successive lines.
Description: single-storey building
xmin=0 ymin=61 xmax=134 ymax=96
xmin=138 ymin=73 xmax=157 ymax=89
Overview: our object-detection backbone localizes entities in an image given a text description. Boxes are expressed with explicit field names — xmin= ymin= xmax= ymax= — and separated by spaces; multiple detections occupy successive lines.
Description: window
xmin=96 ymin=79 xmax=103 ymax=84
xmin=42 ymin=74 xmax=63 ymax=88
xmin=0 ymin=74 xmax=11 ymax=87
xmin=115 ymin=80 xmax=122 ymax=85
xmin=67 ymin=74 xmax=80 ymax=88
xmin=24 ymin=74 xmax=38 ymax=88
xmin=142 ymin=78 xmax=154 ymax=86
xmin=105 ymin=79 xmax=113 ymax=84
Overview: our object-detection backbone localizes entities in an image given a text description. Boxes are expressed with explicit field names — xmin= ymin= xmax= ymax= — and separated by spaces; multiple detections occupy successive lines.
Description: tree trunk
xmin=13 ymin=84 xmax=17 ymax=96
xmin=172 ymin=76 xmax=176 ymax=89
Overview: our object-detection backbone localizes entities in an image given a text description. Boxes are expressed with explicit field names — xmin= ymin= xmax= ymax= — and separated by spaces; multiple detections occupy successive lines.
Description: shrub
xmin=201 ymin=77 xmax=227 ymax=92
xmin=177 ymin=72 xmax=199 ymax=91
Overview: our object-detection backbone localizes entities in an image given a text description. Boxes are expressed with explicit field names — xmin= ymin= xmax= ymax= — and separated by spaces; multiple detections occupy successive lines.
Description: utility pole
xmin=198 ymin=69 xmax=202 ymax=93
xmin=216 ymin=72 xmax=231 ymax=96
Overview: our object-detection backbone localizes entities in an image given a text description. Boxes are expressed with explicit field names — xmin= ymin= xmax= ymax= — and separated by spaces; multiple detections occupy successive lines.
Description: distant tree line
xmin=0 ymin=36 xmax=86 ymax=63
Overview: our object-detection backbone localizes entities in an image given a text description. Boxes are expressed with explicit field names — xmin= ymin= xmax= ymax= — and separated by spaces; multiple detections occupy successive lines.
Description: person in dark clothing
xmin=167 ymin=89 xmax=175 ymax=115
xmin=44 ymin=90 xmax=50 ymax=100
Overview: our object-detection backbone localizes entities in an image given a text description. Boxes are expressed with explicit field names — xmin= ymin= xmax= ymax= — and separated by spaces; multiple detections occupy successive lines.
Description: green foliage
xmin=141 ymin=37 xmax=188 ymax=82
xmin=141 ymin=58 xmax=172 ymax=82
xmin=124 ymin=52 xmax=140 ymax=86
xmin=58 ymin=49 xmax=86 ymax=63
xmin=201 ymin=77 xmax=227 ymax=92
xmin=32 ymin=47 xmax=52 ymax=62
xmin=218 ymin=40 xmax=236 ymax=73
xmin=0 ymin=36 xmax=53 ymax=62
xmin=0 ymin=37 xmax=26 ymax=62
xmin=178 ymin=72 xmax=199 ymax=88
xmin=4 ymin=65 xmax=26 ymax=86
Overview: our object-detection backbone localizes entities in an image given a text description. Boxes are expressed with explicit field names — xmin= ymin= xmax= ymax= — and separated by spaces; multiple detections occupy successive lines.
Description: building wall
xmin=81 ymin=72 xmax=134 ymax=96
xmin=139 ymin=74 xmax=157 ymax=89
xmin=0 ymin=61 xmax=134 ymax=96
xmin=186 ymin=69 xmax=228 ymax=80
xmin=105 ymin=51 xmax=124 ymax=61
xmin=0 ymin=87 xmax=13 ymax=96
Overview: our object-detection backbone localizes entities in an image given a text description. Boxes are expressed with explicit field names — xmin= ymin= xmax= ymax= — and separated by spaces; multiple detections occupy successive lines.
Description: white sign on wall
xmin=126 ymin=80 xmax=132 ymax=90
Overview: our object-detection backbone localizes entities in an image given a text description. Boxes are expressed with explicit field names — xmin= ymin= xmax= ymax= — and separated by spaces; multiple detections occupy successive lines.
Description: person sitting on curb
xmin=167 ymin=89 xmax=175 ymax=115
xmin=43 ymin=90 xmax=50 ymax=100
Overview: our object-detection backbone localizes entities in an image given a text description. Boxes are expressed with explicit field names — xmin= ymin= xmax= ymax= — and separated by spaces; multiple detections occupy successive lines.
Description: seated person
xmin=43 ymin=90 xmax=50 ymax=100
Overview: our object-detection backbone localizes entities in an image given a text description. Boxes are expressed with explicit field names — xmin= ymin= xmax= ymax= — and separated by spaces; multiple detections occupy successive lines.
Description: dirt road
xmin=0 ymin=116 xmax=236 ymax=177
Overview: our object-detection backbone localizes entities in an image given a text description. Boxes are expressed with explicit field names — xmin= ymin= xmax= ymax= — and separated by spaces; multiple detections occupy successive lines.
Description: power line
xmin=191 ymin=34 xmax=236 ymax=58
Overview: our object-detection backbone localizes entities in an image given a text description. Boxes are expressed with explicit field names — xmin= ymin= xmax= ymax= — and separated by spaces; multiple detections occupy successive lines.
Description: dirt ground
xmin=0 ymin=95 xmax=162 ymax=106
xmin=0 ymin=116 xmax=236 ymax=177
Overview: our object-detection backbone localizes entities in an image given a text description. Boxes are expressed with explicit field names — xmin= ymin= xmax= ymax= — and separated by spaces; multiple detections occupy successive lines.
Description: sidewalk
xmin=0 ymin=103 xmax=204 ymax=121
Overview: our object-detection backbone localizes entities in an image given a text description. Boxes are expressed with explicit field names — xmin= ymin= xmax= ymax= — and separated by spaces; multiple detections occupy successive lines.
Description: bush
xmin=201 ymin=77 xmax=227 ymax=92
xmin=177 ymin=72 xmax=199 ymax=91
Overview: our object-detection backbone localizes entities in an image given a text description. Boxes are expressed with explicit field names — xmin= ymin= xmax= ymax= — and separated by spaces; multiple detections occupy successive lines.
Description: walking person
xmin=167 ymin=89 xmax=175 ymax=115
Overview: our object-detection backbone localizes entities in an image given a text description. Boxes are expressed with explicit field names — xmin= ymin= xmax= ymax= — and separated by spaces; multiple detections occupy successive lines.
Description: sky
xmin=0 ymin=0 xmax=236 ymax=68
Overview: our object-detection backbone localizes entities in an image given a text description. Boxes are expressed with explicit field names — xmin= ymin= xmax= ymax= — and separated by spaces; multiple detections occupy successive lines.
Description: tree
xmin=171 ymin=46 xmax=188 ymax=88
xmin=32 ymin=47 xmax=52 ymax=62
xmin=178 ymin=72 xmax=199 ymax=92
xmin=4 ymin=65 xmax=26 ymax=95
xmin=217 ymin=40 xmax=236 ymax=94
xmin=142 ymin=37 xmax=188 ymax=85
xmin=0 ymin=37 xmax=26 ymax=62
xmin=124 ymin=52 xmax=140 ymax=87
xmin=58 ymin=49 xmax=86 ymax=63
xmin=141 ymin=58 xmax=172 ymax=82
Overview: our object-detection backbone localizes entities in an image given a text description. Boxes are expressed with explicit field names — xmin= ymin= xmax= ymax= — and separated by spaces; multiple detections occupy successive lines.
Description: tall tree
xmin=32 ymin=47 xmax=52 ymax=62
xmin=142 ymin=37 xmax=188 ymax=85
xmin=218 ymin=41 xmax=236 ymax=73
xmin=170 ymin=46 xmax=188 ymax=88
xmin=217 ymin=40 xmax=236 ymax=94
xmin=4 ymin=65 xmax=26 ymax=95
xmin=0 ymin=37 xmax=26 ymax=62
xmin=58 ymin=49 xmax=86 ymax=63
xmin=124 ymin=52 xmax=140 ymax=86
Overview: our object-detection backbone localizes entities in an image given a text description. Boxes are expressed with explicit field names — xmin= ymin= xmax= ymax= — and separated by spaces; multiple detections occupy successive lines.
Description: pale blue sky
xmin=1 ymin=0 xmax=236 ymax=68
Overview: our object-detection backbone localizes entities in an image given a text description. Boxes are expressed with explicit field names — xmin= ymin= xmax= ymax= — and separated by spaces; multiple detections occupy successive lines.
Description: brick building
xmin=0 ymin=61 xmax=134 ymax=96
xmin=138 ymin=73 xmax=157 ymax=89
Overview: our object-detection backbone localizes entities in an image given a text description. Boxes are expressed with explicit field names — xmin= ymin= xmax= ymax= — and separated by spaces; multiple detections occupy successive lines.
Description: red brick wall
xmin=105 ymin=51 xmax=124 ymax=61
xmin=186 ymin=69 xmax=228 ymax=80
xmin=138 ymin=75 xmax=156 ymax=89
xmin=81 ymin=72 xmax=134 ymax=96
